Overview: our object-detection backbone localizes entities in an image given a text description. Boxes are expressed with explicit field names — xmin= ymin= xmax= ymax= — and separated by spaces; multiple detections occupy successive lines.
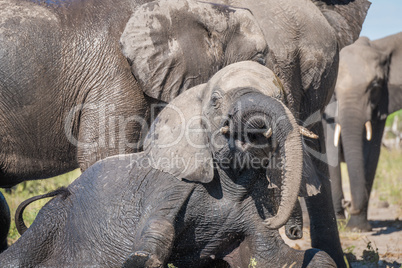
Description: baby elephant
xmin=0 ymin=62 xmax=335 ymax=267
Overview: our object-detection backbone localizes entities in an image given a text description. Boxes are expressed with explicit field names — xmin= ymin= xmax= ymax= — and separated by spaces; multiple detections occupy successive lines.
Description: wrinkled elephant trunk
xmin=268 ymin=100 xmax=303 ymax=228
xmin=231 ymin=93 xmax=303 ymax=229
xmin=338 ymin=104 xmax=369 ymax=214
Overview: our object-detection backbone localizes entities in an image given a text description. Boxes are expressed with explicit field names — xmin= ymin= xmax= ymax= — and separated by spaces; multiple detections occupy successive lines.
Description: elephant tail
xmin=15 ymin=187 xmax=71 ymax=235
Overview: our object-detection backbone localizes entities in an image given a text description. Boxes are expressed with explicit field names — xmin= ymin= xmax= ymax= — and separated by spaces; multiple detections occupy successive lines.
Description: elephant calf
xmin=0 ymin=62 xmax=334 ymax=267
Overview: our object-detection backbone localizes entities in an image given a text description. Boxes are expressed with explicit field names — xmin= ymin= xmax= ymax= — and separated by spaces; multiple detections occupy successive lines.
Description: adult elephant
xmin=201 ymin=0 xmax=370 ymax=266
xmin=0 ymin=0 xmax=267 ymax=252
xmin=324 ymin=32 xmax=402 ymax=231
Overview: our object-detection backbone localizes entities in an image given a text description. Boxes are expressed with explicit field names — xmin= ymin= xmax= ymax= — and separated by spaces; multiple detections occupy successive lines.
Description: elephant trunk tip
xmin=263 ymin=206 xmax=292 ymax=229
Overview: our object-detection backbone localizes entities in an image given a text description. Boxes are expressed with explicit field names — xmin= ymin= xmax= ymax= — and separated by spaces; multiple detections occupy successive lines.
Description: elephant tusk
xmin=220 ymin=126 xmax=230 ymax=135
xmin=365 ymin=121 xmax=372 ymax=141
xmin=263 ymin=128 xmax=273 ymax=138
xmin=299 ymin=127 xmax=318 ymax=139
xmin=334 ymin=123 xmax=341 ymax=147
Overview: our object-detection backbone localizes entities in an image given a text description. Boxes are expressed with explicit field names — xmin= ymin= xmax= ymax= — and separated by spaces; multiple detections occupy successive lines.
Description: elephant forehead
xmin=206 ymin=61 xmax=284 ymax=99
xmin=337 ymin=47 xmax=382 ymax=91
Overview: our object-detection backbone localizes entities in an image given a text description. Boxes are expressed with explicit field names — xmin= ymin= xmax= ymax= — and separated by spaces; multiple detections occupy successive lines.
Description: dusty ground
xmin=280 ymin=194 xmax=402 ymax=267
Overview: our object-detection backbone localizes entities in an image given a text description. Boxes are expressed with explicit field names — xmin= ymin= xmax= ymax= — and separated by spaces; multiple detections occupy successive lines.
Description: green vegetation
xmin=0 ymin=169 xmax=81 ymax=244
xmin=373 ymin=148 xmax=402 ymax=209
xmin=385 ymin=110 xmax=402 ymax=129
xmin=341 ymin=147 xmax=402 ymax=215
xmin=361 ymin=240 xmax=379 ymax=264
xmin=248 ymin=257 xmax=257 ymax=268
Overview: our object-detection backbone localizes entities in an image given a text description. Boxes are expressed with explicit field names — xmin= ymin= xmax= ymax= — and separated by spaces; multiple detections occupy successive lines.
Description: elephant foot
xmin=346 ymin=214 xmax=372 ymax=232
xmin=335 ymin=211 xmax=346 ymax=220
xmin=122 ymin=251 xmax=163 ymax=268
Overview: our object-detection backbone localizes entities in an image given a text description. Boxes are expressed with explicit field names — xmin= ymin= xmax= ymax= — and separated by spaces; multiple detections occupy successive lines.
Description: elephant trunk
xmin=338 ymin=103 xmax=369 ymax=214
xmin=232 ymin=93 xmax=303 ymax=229
xmin=265 ymin=99 xmax=303 ymax=228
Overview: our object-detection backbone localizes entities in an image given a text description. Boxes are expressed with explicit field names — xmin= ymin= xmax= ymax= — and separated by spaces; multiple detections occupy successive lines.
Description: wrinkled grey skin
xmin=206 ymin=0 xmax=370 ymax=266
xmin=0 ymin=0 xmax=267 ymax=248
xmin=323 ymin=32 xmax=402 ymax=231
xmin=0 ymin=62 xmax=336 ymax=267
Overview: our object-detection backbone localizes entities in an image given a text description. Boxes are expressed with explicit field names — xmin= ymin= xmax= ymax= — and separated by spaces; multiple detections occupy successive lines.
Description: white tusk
xmin=299 ymin=127 xmax=319 ymax=139
xmin=263 ymin=128 xmax=273 ymax=138
xmin=220 ymin=126 xmax=230 ymax=135
xmin=334 ymin=123 xmax=341 ymax=147
xmin=365 ymin=121 xmax=372 ymax=141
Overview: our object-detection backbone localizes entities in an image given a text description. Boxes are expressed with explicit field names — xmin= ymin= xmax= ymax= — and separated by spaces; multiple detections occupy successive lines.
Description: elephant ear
xmin=143 ymin=84 xmax=214 ymax=183
xmin=312 ymin=0 xmax=371 ymax=49
xmin=120 ymin=0 xmax=267 ymax=103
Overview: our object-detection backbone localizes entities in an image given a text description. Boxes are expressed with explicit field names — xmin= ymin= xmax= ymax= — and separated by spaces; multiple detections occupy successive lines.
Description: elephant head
xmin=120 ymin=0 xmax=267 ymax=104
xmin=143 ymin=61 xmax=317 ymax=229
xmin=330 ymin=33 xmax=402 ymax=229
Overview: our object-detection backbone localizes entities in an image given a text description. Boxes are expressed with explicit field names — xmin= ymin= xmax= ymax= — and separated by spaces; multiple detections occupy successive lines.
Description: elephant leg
xmin=224 ymin=228 xmax=336 ymax=267
xmin=329 ymin=159 xmax=345 ymax=219
xmin=305 ymin=124 xmax=345 ymax=268
xmin=346 ymin=119 xmax=385 ymax=231
xmin=123 ymin=217 xmax=175 ymax=268
xmin=0 ymin=191 xmax=10 ymax=253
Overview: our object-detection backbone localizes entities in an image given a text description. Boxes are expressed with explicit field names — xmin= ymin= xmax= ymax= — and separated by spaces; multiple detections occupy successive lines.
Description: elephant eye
xmin=253 ymin=52 xmax=266 ymax=66
xmin=211 ymin=92 xmax=222 ymax=109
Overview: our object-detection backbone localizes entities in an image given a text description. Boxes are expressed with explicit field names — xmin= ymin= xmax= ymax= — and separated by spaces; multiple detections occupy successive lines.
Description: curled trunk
xmin=257 ymin=96 xmax=304 ymax=229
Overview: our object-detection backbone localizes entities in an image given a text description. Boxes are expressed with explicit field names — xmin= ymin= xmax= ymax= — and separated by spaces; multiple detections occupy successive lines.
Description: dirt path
xmin=280 ymin=195 xmax=402 ymax=267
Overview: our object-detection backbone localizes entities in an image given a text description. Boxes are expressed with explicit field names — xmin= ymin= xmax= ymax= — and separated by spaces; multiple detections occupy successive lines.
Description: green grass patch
xmin=373 ymin=148 xmax=402 ymax=208
xmin=0 ymin=169 xmax=81 ymax=244
xmin=385 ymin=110 xmax=402 ymax=129
xmin=341 ymin=148 xmax=402 ymax=207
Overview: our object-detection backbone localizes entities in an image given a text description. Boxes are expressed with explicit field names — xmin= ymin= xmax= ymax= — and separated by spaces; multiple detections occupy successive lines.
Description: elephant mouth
xmin=215 ymin=119 xmax=274 ymax=171
xmin=220 ymin=118 xmax=274 ymax=153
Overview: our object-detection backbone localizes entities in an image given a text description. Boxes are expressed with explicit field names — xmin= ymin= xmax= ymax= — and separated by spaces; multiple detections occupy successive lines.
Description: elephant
xmin=0 ymin=0 xmax=370 ymax=264
xmin=0 ymin=0 xmax=268 ymax=249
xmin=0 ymin=62 xmax=336 ymax=267
xmin=323 ymin=32 xmax=402 ymax=231
xmin=203 ymin=0 xmax=370 ymax=266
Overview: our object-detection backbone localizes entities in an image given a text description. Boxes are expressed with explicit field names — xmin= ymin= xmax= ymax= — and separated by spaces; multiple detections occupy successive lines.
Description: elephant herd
xmin=2 ymin=0 xmax=398 ymax=267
